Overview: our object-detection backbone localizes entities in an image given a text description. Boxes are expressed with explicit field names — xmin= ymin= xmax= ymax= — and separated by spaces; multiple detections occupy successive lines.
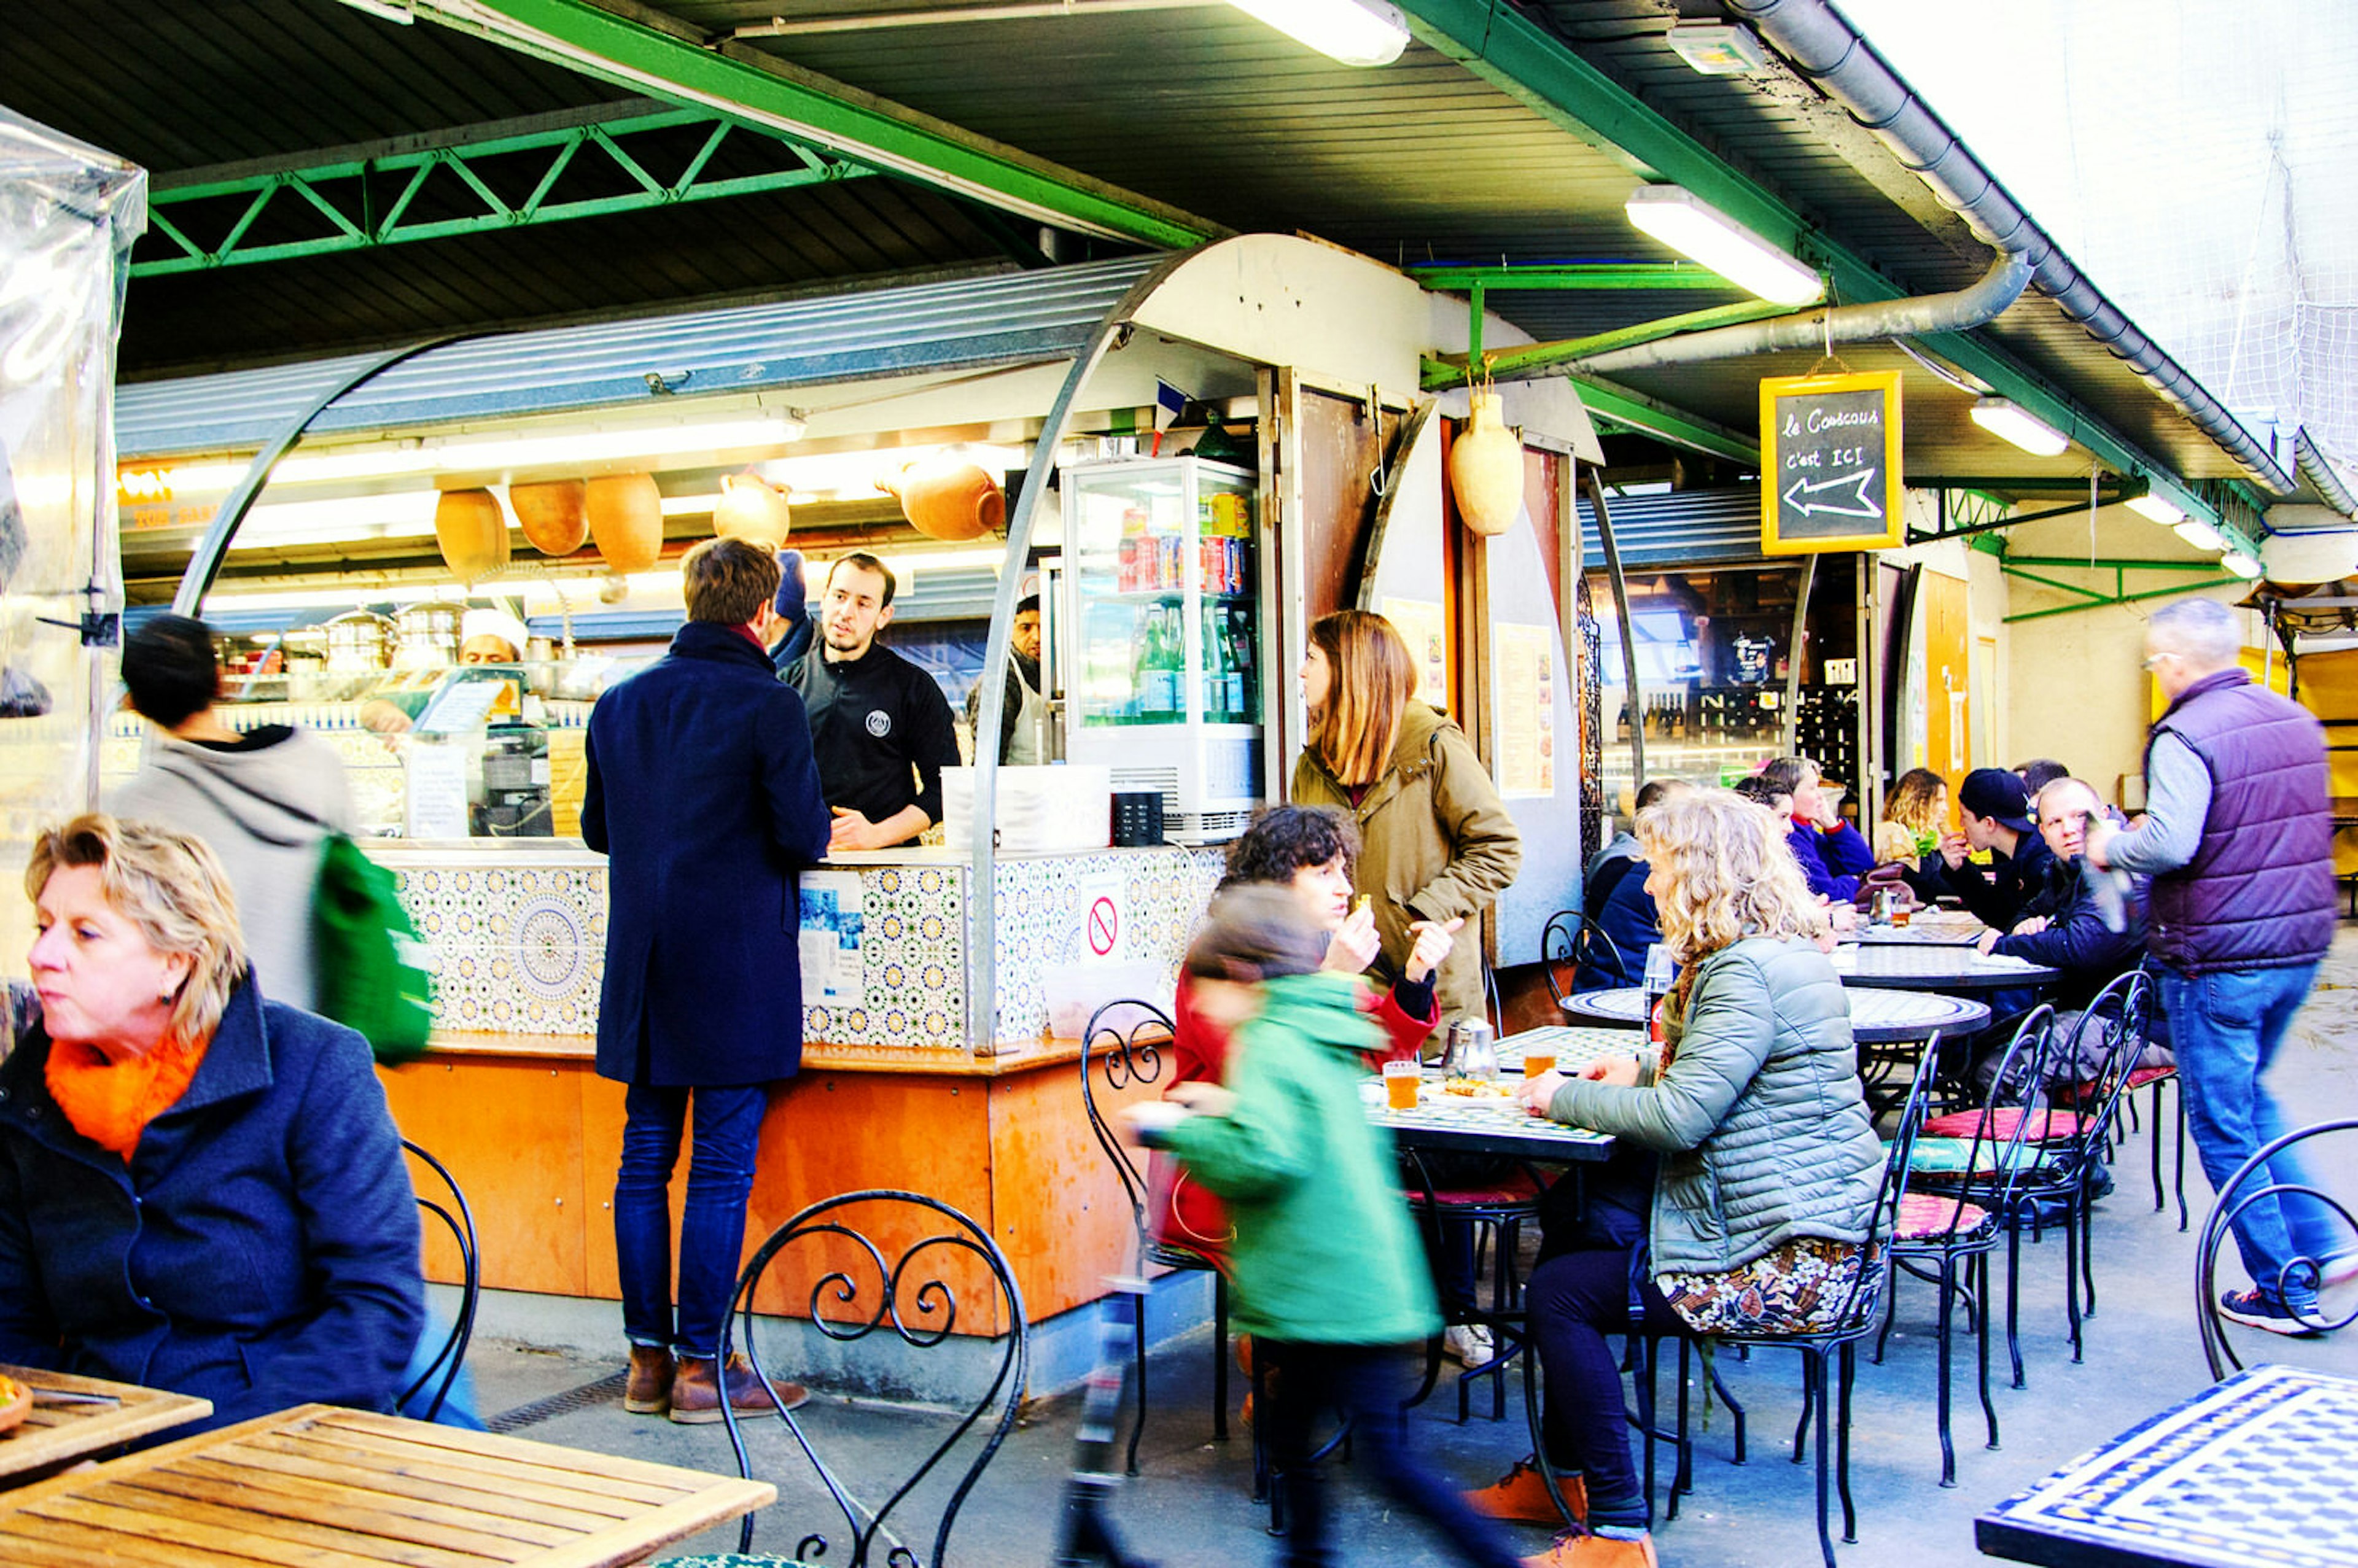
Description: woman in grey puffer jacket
xmin=1466 ymin=788 xmax=1885 ymax=1567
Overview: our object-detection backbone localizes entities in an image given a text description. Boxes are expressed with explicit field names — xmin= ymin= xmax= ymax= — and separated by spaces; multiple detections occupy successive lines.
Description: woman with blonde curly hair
xmin=1875 ymin=766 xmax=1950 ymax=865
xmin=1466 ymin=791 xmax=1883 ymax=1566
xmin=0 ymin=814 xmax=423 ymax=1433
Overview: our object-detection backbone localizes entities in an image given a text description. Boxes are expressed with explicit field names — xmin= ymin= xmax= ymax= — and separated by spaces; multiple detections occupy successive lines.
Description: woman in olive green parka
xmin=1290 ymin=610 xmax=1521 ymax=1050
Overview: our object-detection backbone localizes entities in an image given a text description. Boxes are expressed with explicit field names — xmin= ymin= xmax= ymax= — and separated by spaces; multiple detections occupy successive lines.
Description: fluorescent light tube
xmin=2125 ymin=492 xmax=2183 ymax=525
xmin=2173 ymin=518 xmax=2223 ymax=551
xmin=2220 ymin=548 xmax=2262 ymax=580
xmin=1665 ymin=23 xmax=1767 ymax=76
xmin=1623 ymin=186 xmax=1822 ymax=306
xmin=1969 ymin=397 xmax=2069 ymax=457
xmin=1223 ymin=0 xmax=1407 ymax=66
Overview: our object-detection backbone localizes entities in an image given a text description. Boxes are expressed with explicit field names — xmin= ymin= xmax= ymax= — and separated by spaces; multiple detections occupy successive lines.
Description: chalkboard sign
xmin=1759 ymin=370 xmax=1903 ymax=554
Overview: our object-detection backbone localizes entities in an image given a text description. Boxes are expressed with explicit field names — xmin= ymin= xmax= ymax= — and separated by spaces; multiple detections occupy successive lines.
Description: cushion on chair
xmin=1921 ymin=1106 xmax=2083 ymax=1143
xmin=2060 ymin=1063 xmax=2177 ymax=1105
xmin=1404 ymin=1171 xmax=1546 ymax=1209
xmin=1893 ymin=1137 xmax=2012 ymax=1177
xmin=1896 ymin=1191 xmax=1992 ymax=1241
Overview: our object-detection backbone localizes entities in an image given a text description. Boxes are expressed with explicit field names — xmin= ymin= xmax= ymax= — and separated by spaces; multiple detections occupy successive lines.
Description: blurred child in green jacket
xmin=1125 ymin=884 xmax=1523 ymax=1568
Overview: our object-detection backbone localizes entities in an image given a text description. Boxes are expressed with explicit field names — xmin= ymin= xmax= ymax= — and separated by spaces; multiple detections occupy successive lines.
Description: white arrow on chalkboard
xmin=1781 ymin=470 xmax=1882 ymax=520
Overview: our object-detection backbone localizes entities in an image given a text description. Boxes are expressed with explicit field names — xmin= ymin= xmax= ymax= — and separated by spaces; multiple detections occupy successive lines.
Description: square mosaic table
xmin=1364 ymin=1026 xmax=1623 ymax=1162
xmin=1975 ymin=1362 xmax=2358 ymax=1567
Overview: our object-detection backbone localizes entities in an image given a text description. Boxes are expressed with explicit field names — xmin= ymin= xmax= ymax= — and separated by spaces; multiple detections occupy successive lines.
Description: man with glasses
xmin=2087 ymin=597 xmax=2338 ymax=1337
xmin=1972 ymin=775 xmax=2153 ymax=1087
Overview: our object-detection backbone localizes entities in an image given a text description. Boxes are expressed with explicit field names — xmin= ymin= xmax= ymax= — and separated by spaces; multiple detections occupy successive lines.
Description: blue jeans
xmin=614 ymin=1081 xmax=771 ymax=1360
xmin=2159 ymin=963 xmax=2333 ymax=1306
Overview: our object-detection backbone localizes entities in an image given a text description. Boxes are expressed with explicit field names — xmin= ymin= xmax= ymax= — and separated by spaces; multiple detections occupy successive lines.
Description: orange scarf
xmin=44 ymin=1035 xmax=209 ymax=1160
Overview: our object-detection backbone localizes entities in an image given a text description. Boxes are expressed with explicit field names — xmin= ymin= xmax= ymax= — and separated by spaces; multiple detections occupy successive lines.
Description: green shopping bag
xmin=312 ymin=833 xmax=434 ymax=1062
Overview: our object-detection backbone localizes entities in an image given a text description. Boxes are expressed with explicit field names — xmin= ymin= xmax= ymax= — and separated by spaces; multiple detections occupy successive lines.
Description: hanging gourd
xmin=510 ymin=479 xmax=588 ymax=556
xmin=878 ymin=457 xmax=1003 ymax=541
xmin=713 ymin=471 xmax=792 ymax=551
xmin=434 ymin=488 xmax=510 ymax=583
xmin=585 ymin=472 xmax=663 ymax=604
xmin=1450 ymin=390 xmax=1523 ymax=537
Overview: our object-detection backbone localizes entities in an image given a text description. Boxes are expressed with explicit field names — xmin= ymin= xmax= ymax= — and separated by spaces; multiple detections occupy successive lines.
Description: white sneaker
xmin=1444 ymin=1324 xmax=1495 ymax=1366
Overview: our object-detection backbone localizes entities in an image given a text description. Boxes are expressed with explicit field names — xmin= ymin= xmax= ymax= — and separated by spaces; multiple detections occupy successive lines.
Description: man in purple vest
xmin=2087 ymin=597 xmax=2340 ymax=1335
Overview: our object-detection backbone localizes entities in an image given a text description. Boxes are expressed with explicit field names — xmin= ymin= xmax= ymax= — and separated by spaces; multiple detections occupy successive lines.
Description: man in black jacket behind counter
xmin=785 ymin=552 xmax=961 ymax=850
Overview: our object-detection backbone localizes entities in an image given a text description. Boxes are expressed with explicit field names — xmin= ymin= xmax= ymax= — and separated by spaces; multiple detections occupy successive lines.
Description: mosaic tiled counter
xmin=369 ymin=840 xmax=1223 ymax=1331
xmin=370 ymin=840 xmax=1224 ymax=1052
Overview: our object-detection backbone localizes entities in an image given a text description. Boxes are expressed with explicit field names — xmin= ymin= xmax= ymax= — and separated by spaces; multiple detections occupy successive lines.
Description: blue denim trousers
xmin=613 ymin=1081 xmax=771 ymax=1360
xmin=2158 ymin=962 xmax=2333 ymax=1306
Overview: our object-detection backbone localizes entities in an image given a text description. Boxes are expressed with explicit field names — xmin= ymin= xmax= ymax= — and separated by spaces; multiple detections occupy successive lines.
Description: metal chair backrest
xmin=718 ymin=1190 xmax=1029 ymax=1567
xmin=1541 ymin=909 xmax=1632 ymax=1009
xmin=1078 ymin=997 xmax=1178 ymax=1251
xmin=400 ymin=1138 xmax=478 ymax=1422
xmin=1956 ymin=1005 xmax=2060 ymax=1219
xmin=2055 ymin=969 xmax=2153 ymax=1169
xmin=2197 ymin=1120 xmax=2358 ymax=1378
xmin=1831 ymin=1033 xmax=1944 ymax=1324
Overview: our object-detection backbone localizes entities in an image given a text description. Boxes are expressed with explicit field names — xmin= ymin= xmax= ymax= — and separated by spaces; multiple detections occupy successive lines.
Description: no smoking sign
xmin=1076 ymin=868 xmax=1127 ymax=964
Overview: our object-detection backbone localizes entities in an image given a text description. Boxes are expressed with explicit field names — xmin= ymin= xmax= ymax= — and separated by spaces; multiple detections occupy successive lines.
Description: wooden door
xmin=1920 ymin=570 xmax=1971 ymax=785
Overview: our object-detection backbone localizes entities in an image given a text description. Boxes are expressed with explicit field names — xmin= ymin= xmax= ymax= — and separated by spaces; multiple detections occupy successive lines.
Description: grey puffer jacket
xmin=1546 ymin=934 xmax=1883 ymax=1275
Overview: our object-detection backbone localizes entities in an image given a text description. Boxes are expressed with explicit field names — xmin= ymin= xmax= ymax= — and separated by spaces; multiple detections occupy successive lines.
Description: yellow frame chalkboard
xmin=1759 ymin=370 xmax=1904 ymax=554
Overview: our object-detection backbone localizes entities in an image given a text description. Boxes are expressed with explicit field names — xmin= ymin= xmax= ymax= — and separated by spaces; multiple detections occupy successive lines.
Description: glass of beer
xmin=1383 ymin=1060 xmax=1422 ymax=1111
xmin=1524 ymin=1051 xmax=1557 ymax=1079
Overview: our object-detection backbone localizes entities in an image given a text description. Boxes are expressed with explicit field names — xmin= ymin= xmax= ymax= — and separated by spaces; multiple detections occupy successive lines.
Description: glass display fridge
xmin=1062 ymin=456 xmax=1262 ymax=842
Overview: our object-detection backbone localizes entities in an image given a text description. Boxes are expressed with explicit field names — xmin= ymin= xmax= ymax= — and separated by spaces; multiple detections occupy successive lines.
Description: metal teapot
xmin=1444 ymin=1019 xmax=1498 ymax=1081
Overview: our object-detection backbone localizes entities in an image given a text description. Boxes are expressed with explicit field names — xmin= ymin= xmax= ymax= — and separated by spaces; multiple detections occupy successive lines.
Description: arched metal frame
xmin=2197 ymin=1119 xmax=2358 ymax=1380
xmin=716 ymin=1189 xmax=1030 ymax=1566
xmin=399 ymin=1138 xmax=481 ymax=1423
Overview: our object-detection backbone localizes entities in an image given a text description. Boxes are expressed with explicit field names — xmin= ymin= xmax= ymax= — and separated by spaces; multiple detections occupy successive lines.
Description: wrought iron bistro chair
xmin=2198 ymin=1119 xmax=2358 ymax=1380
xmin=1875 ymin=1019 xmax=2050 ymax=1488
xmin=670 ymin=1190 xmax=1027 ymax=1568
xmin=1078 ymin=998 xmax=1233 ymax=1475
xmin=397 ymin=1139 xmax=480 ymax=1424
xmin=1541 ymin=909 xmax=1633 ymax=1012
xmin=1652 ymin=1028 xmax=1926 ymax=1568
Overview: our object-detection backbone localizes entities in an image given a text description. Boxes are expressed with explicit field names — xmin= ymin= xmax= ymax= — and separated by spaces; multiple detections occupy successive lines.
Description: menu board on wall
xmin=798 ymin=869 xmax=865 ymax=1007
xmin=1383 ymin=595 xmax=1450 ymax=708
xmin=1759 ymin=370 xmax=1903 ymax=554
xmin=1492 ymin=621 xmax=1555 ymax=798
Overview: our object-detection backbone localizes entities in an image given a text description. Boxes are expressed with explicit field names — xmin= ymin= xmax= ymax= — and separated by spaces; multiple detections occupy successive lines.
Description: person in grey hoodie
xmin=109 ymin=615 xmax=354 ymax=1012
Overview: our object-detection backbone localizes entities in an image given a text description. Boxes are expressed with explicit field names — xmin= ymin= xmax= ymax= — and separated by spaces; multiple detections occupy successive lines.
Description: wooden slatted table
xmin=0 ymin=1402 xmax=776 ymax=1567
xmin=0 ymin=1365 xmax=212 ymax=1483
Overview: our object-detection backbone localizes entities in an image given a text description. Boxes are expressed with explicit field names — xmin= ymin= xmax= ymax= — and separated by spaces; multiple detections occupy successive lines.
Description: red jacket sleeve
xmin=1368 ymin=981 xmax=1437 ymax=1065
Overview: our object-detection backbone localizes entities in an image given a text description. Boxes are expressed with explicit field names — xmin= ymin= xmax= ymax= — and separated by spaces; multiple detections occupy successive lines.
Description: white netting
xmin=1839 ymin=0 xmax=2358 ymax=486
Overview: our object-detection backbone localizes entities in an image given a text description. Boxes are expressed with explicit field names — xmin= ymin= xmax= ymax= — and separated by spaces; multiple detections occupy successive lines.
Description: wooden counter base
xmin=379 ymin=1036 xmax=1148 ymax=1335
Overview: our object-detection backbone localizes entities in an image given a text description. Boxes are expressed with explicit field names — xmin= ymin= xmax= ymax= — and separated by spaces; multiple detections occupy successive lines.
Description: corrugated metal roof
xmin=115 ymin=255 xmax=1158 ymax=458
xmin=1577 ymin=487 xmax=1765 ymax=569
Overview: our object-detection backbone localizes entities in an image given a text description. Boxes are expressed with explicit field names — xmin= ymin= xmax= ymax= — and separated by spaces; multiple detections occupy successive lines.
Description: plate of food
xmin=0 ymin=1373 xmax=30 ymax=1436
xmin=1439 ymin=1076 xmax=1520 ymax=1100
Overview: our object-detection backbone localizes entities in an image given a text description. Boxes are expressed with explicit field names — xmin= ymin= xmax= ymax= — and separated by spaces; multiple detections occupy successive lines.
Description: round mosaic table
xmin=1562 ymin=985 xmax=1990 ymax=1044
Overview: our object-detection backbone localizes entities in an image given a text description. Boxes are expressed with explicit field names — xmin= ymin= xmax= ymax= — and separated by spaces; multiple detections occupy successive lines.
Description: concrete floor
xmin=460 ymin=933 xmax=2358 ymax=1567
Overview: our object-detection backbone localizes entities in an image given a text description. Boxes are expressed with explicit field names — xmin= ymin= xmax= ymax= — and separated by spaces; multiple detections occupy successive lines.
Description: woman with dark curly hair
xmin=1150 ymin=804 xmax=1453 ymax=1263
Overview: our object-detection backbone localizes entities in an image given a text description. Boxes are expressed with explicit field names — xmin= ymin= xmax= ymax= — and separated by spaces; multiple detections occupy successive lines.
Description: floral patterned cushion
xmin=1921 ymin=1106 xmax=2082 ymax=1143
xmin=1896 ymin=1191 xmax=1992 ymax=1241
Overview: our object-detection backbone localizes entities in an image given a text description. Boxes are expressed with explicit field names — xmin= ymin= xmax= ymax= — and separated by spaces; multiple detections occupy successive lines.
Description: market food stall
xmin=106 ymin=234 xmax=1598 ymax=1359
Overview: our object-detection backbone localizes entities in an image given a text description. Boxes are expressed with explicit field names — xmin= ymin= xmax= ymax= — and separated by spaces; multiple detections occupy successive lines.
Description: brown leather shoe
xmin=1466 ymin=1459 xmax=1587 ymax=1526
xmin=668 ymin=1353 xmax=808 ymax=1424
xmin=623 ymin=1346 xmax=675 ymax=1415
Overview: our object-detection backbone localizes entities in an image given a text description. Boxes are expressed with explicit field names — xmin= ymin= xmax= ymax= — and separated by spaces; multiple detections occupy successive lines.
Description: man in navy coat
xmin=582 ymin=537 xmax=831 ymax=1423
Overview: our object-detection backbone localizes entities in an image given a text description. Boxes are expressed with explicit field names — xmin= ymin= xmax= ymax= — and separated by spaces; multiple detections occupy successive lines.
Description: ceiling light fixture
xmin=1222 ymin=0 xmax=1408 ymax=66
xmin=1622 ymin=186 xmax=1822 ymax=306
xmin=2220 ymin=545 xmax=2263 ymax=580
xmin=1969 ymin=397 xmax=2070 ymax=457
xmin=2125 ymin=491 xmax=2183 ymax=525
xmin=1664 ymin=23 xmax=1767 ymax=76
xmin=2173 ymin=518 xmax=2223 ymax=551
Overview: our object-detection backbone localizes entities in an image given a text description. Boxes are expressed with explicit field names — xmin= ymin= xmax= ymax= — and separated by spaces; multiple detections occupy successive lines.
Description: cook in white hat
xmin=459 ymin=607 xmax=532 ymax=664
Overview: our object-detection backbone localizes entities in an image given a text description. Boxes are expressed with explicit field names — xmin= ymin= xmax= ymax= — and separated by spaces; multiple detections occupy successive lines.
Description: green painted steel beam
xmin=136 ymin=107 xmax=866 ymax=276
xmin=2004 ymin=556 xmax=2232 ymax=572
xmin=1409 ymin=262 xmax=1732 ymax=291
xmin=2004 ymin=577 xmax=2238 ymax=624
xmin=1565 ymin=376 xmax=1760 ymax=466
xmin=1423 ymin=299 xmax=1788 ymax=390
xmin=1391 ymin=0 xmax=2230 ymax=530
xmin=432 ymin=0 xmax=1215 ymax=249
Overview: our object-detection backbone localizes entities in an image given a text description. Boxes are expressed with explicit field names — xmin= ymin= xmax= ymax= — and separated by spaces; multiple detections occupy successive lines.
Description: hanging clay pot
xmin=1450 ymin=392 xmax=1523 ymax=537
xmin=585 ymin=473 xmax=663 ymax=580
xmin=510 ymin=479 xmax=588 ymax=557
xmin=713 ymin=471 xmax=792 ymax=551
xmin=434 ymin=488 xmax=510 ymax=583
xmin=878 ymin=457 xmax=1003 ymax=542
